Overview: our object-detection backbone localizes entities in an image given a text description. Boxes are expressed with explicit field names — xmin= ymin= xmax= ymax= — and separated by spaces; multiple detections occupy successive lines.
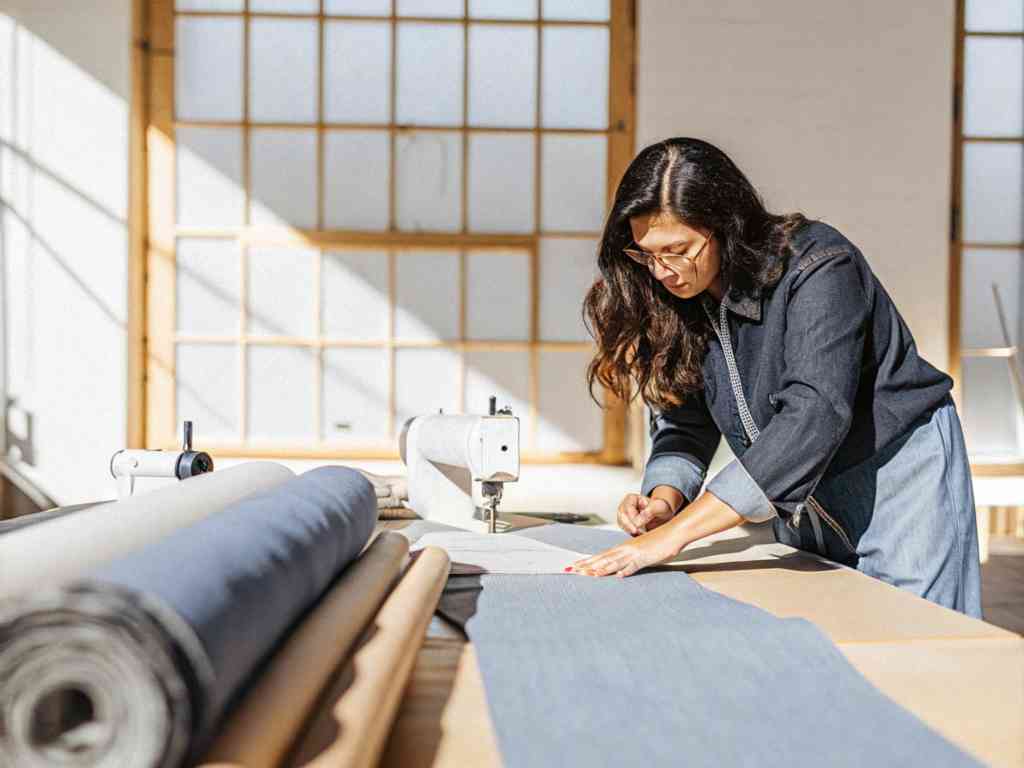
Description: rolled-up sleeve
xmin=705 ymin=251 xmax=869 ymax=521
xmin=641 ymin=388 xmax=721 ymax=505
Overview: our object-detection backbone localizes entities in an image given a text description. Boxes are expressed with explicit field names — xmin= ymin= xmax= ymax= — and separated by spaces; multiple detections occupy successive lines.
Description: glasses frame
xmin=623 ymin=233 xmax=712 ymax=278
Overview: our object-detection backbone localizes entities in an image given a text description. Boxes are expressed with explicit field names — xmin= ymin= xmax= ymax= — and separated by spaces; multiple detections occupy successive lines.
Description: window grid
xmin=951 ymin=0 xmax=1024 ymax=469
xmin=149 ymin=0 xmax=631 ymax=460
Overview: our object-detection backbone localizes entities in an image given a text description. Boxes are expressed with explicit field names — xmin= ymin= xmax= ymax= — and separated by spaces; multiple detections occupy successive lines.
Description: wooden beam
xmin=599 ymin=0 xmax=636 ymax=466
xmin=128 ymin=0 xmax=149 ymax=447
xmin=145 ymin=0 xmax=177 ymax=449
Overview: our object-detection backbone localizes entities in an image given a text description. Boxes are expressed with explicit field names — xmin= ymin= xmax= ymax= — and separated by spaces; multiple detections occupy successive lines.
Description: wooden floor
xmin=981 ymin=537 xmax=1024 ymax=636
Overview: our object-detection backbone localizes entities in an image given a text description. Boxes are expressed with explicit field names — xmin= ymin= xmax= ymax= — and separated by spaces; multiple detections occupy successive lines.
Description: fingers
xmin=569 ymin=547 xmax=634 ymax=577
xmin=617 ymin=494 xmax=647 ymax=536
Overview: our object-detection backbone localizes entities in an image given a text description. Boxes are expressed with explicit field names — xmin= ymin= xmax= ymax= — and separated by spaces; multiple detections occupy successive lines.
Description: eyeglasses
xmin=623 ymin=233 xmax=711 ymax=278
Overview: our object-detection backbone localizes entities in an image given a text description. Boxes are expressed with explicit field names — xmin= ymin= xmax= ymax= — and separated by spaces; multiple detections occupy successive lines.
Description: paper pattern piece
xmin=410 ymin=531 xmax=585 ymax=575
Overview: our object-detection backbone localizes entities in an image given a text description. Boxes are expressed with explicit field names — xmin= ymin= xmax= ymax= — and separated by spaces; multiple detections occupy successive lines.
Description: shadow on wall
xmin=0 ymin=5 xmax=130 ymax=504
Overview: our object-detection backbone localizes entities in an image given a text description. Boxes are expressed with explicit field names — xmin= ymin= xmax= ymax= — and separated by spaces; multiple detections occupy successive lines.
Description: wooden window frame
xmin=131 ymin=0 xmax=636 ymax=463
xmin=949 ymin=0 xmax=1024 ymax=476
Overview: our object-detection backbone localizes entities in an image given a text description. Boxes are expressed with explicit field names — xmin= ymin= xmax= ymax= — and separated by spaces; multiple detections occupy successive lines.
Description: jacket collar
xmin=701 ymin=284 xmax=763 ymax=323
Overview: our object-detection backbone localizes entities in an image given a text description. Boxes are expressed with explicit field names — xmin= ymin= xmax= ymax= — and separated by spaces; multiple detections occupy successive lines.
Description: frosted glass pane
xmin=536 ymin=349 xmax=601 ymax=453
xmin=469 ymin=0 xmax=537 ymax=19
xmin=176 ymin=344 xmax=240 ymax=440
xmin=395 ymin=348 xmax=461 ymax=432
xmin=176 ymin=0 xmax=244 ymax=10
xmin=177 ymin=239 xmax=241 ymax=335
xmin=250 ymin=129 xmax=317 ymax=228
xmin=325 ymin=0 xmax=390 ymax=13
xmin=395 ymin=250 xmax=460 ymax=340
xmin=397 ymin=0 xmax=463 ymax=17
xmin=176 ymin=18 xmax=243 ymax=121
xmin=176 ymin=126 xmax=245 ymax=226
xmin=250 ymin=0 xmax=319 ymax=11
xmin=541 ymin=134 xmax=607 ymax=232
xmin=962 ymin=142 xmax=1023 ymax=243
xmin=539 ymin=237 xmax=597 ymax=341
xmin=322 ymin=251 xmax=390 ymax=339
xmin=468 ymin=133 xmax=534 ymax=232
xmin=247 ymin=247 xmax=318 ymax=337
xmin=542 ymin=0 xmax=609 ymax=21
xmin=964 ymin=38 xmax=1024 ymax=137
xmin=396 ymin=23 xmax=464 ymax=125
xmin=324 ymin=21 xmax=391 ymax=123
xmin=249 ymin=19 xmax=318 ymax=123
xmin=323 ymin=131 xmax=390 ymax=229
xmin=542 ymin=26 xmax=608 ymax=129
xmin=961 ymin=249 xmax=1024 ymax=348
xmin=323 ymin=348 xmax=390 ymax=443
xmin=966 ymin=0 xmax=1024 ymax=31
xmin=963 ymin=356 xmax=1020 ymax=455
xmin=466 ymin=250 xmax=530 ymax=340
xmin=465 ymin=349 xmax=532 ymax=443
xmin=247 ymin=345 xmax=317 ymax=441
xmin=396 ymin=131 xmax=462 ymax=231
xmin=468 ymin=25 xmax=536 ymax=127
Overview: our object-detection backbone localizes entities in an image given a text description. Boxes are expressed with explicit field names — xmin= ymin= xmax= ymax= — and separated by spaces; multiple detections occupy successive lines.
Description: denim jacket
xmin=640 ymin=220 xmax=953 ymax=523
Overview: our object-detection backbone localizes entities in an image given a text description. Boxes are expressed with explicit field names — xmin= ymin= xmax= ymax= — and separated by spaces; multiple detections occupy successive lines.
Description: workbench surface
xmin=378 ymin=520 xmax=1024 ymax=768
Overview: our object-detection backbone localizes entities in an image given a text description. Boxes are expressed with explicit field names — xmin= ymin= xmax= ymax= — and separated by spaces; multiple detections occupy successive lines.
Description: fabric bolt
xmin=198 ymin=532 xmax=410 ymax=768
xmin=0 ymin=466 xmax=376 ymax=768
xmin=0 ymin=462 xmax=296 ymax=599
xmin=437 ymin=524 xmax=980 ymax=768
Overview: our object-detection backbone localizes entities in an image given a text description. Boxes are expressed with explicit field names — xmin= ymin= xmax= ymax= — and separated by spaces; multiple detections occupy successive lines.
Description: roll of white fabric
xmin=0 ymin=461 xmax=294 ymax=599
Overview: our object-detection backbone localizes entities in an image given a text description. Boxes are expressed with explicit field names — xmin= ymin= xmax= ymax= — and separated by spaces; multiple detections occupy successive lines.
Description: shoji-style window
xmin=951 ymin=0 xmax=1024 ymax=468
xmin=145 ymin=1 xmax=635 ymax=460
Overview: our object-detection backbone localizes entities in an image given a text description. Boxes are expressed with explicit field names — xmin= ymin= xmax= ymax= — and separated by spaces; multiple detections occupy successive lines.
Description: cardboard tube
xmin=197 ymin=532 xmax=411 ymax=768
xmin=285 ymin=547 xmax=451 ymax=768
xmin=0 ymin=462 xmax=295 ymax=599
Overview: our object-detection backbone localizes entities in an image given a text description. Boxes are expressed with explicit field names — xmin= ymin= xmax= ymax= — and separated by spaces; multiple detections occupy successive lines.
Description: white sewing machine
xmin=399 ymin=398 xmax=520 ymax=532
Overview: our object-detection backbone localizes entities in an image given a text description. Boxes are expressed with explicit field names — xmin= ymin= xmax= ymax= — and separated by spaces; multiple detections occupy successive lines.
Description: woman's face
xmin=628 ymin=211 xmax=721 ymax=300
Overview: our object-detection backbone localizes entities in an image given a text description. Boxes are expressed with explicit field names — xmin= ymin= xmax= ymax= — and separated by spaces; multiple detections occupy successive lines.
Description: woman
xmin=570 ymin=137 xmax=982 ymax=617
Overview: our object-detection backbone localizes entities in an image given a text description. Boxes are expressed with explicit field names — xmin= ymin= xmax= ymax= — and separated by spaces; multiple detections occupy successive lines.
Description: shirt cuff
xmin=640 ymin=453 xmax=704 ymax=504
xmin=704 ymin=457 xmax=777 ymax=522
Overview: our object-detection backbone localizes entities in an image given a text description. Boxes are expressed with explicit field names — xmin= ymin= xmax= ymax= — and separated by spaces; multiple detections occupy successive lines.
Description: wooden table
xmin=378 ymin=521 xmax=1024 ymax=768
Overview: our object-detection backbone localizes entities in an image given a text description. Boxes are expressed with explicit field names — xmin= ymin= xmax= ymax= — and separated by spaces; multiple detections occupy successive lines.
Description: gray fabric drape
xmin=0 ymin=466 xmax=376 ymax=768
xmin=436 ymin=524 xmax=981 ymax=768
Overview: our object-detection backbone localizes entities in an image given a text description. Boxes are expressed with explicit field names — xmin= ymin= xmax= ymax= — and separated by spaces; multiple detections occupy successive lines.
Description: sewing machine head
xmin=399 ymin=397 xmax=520 ymax=532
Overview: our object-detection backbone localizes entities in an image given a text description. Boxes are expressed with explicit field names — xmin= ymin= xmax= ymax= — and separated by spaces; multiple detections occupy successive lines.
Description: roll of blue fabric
xmin=0 ymin=466 xmax=376 ymax=768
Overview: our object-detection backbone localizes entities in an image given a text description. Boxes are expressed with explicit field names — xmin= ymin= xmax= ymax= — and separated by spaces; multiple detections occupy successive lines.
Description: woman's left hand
xmin=568 ymin=523 xmax=683 ymax=578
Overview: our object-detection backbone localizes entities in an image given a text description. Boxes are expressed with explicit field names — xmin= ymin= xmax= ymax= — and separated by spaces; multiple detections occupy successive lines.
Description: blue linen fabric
xmin=437 ymin=524 xmax=981 ymax=768
xmin=87 ymin=465 xmax=376 ymax=757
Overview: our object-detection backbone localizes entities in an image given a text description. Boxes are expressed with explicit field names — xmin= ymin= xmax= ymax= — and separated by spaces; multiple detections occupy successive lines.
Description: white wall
xmin=636 ymin=0 xmax=955 ymax=474
xmin=0 ymin=0 xmax=132 ymax=504
xmin=636 ymin=0 xmax=955 ymax=372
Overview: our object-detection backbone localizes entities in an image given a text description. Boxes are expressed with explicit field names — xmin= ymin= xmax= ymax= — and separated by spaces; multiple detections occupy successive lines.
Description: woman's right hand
xmin=617 ymin=493 xmax=675 ymax=536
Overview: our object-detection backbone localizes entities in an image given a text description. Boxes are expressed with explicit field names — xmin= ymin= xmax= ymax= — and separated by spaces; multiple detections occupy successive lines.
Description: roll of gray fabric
xmin=0 ymin=466 xmax=376 ymax=768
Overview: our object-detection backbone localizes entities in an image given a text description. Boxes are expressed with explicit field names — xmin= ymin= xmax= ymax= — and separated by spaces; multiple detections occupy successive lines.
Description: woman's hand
xmin=617 ymin=493 xmax=675 ymax=536
xmin=569 ymin=522 xmax=684 ymax=578
xmin=571 ymin=490 xmax=746 ymax=578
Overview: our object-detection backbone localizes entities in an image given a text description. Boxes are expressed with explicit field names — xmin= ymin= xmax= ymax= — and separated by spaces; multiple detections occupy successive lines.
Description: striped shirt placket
xmin=701 ymin=295 xmax=854 ymax=555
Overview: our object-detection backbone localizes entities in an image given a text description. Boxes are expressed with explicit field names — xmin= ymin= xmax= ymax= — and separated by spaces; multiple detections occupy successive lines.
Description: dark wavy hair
xmin=584 ymin=137 xmax=807 ymax=410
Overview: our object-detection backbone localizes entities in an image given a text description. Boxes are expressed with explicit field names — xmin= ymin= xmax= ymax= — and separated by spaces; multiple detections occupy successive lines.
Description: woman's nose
xmin=650 ymin=260 xmax=675 ymax=282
